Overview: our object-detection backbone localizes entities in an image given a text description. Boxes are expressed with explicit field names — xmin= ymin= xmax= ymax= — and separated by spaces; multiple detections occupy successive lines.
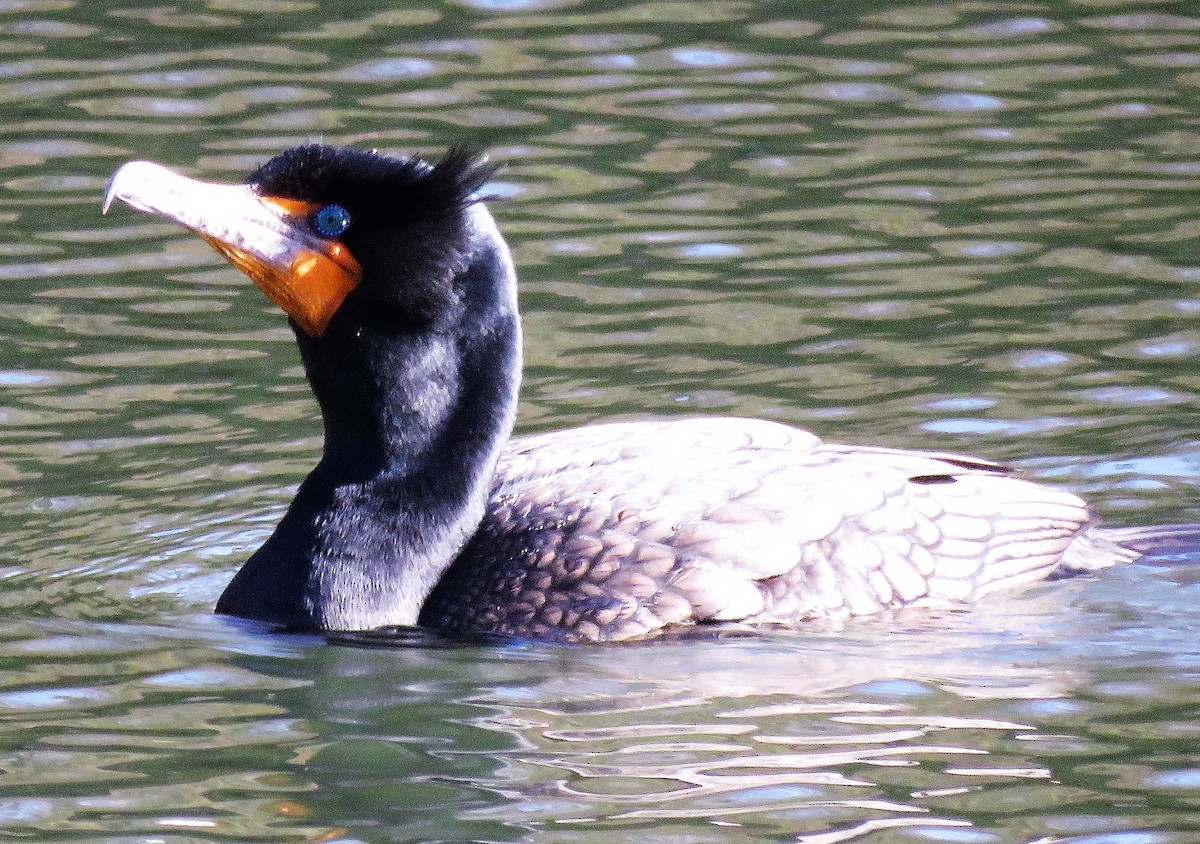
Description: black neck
xmin=216 ymin=208 xmax=521 ymax=630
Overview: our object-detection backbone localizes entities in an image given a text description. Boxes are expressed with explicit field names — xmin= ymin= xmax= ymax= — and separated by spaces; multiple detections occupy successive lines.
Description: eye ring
xmin=311 ymin=204 xmax=351 ymax=238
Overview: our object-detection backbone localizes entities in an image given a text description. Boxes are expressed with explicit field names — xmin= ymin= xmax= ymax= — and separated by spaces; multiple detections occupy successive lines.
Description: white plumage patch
xmin=494 ymin=416 xmax=1118 ymax=631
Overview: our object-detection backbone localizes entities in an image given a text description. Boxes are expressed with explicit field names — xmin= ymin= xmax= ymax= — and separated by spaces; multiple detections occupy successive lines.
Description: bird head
xmin=103 ymin=144 xmax=499 ymax=337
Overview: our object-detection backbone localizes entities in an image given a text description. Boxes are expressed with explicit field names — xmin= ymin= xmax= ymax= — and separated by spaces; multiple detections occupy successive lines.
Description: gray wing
xmin=421 ymin=418 xmax=1127 ymax=641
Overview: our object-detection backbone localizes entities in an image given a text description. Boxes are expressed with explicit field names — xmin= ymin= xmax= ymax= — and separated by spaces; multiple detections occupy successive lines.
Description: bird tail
xmin=1096 ymin=523 xmax=1200 ymax=564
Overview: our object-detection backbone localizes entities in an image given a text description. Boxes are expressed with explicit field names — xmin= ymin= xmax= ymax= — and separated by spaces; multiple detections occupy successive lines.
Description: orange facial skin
xmin=104 ymin=162 xmax=362 ymax=337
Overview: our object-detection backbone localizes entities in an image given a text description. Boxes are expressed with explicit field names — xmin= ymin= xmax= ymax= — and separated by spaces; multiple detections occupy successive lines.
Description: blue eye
xmin=311 ymin=204 xmax=351 ymax=238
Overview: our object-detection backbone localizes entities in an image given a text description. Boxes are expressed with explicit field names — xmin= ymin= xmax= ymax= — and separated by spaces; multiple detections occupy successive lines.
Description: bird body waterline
xmin=102 ymin=144 xmax=1193 ymax=642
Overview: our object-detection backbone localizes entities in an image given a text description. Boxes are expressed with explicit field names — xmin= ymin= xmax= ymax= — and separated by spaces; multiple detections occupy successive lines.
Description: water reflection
xmin=0 ymin=571 xmax=1196 ymax=842
xmin=289 ymin=588 xmax=1184 ymax=842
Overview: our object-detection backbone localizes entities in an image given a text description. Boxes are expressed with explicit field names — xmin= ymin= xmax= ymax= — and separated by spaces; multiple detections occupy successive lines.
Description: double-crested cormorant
xmin=103 ymin=145 xmax=1184 ymax=642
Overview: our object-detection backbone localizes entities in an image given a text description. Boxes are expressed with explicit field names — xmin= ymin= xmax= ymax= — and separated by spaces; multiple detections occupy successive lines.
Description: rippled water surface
xmin=1 ymin=0 xmax=1200 ymax=841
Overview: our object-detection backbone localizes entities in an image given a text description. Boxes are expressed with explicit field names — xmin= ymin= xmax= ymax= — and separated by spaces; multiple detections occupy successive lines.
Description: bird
xmin=102 ymin=144 xmax=1193 ymax=642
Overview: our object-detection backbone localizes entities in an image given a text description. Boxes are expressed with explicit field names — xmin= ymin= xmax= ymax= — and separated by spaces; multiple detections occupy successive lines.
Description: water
xmin=0 ymin=0 xmax=1199 ymax=841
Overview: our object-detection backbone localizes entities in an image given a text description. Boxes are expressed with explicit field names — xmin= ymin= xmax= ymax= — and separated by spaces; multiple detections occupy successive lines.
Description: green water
xmin=0 ymin=0 xmax=1198 ymax=841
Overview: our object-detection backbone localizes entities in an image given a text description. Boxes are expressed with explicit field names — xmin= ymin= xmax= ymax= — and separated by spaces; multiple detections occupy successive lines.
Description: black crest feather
xmin=249 ymin=144 xmax=498 ymax=322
